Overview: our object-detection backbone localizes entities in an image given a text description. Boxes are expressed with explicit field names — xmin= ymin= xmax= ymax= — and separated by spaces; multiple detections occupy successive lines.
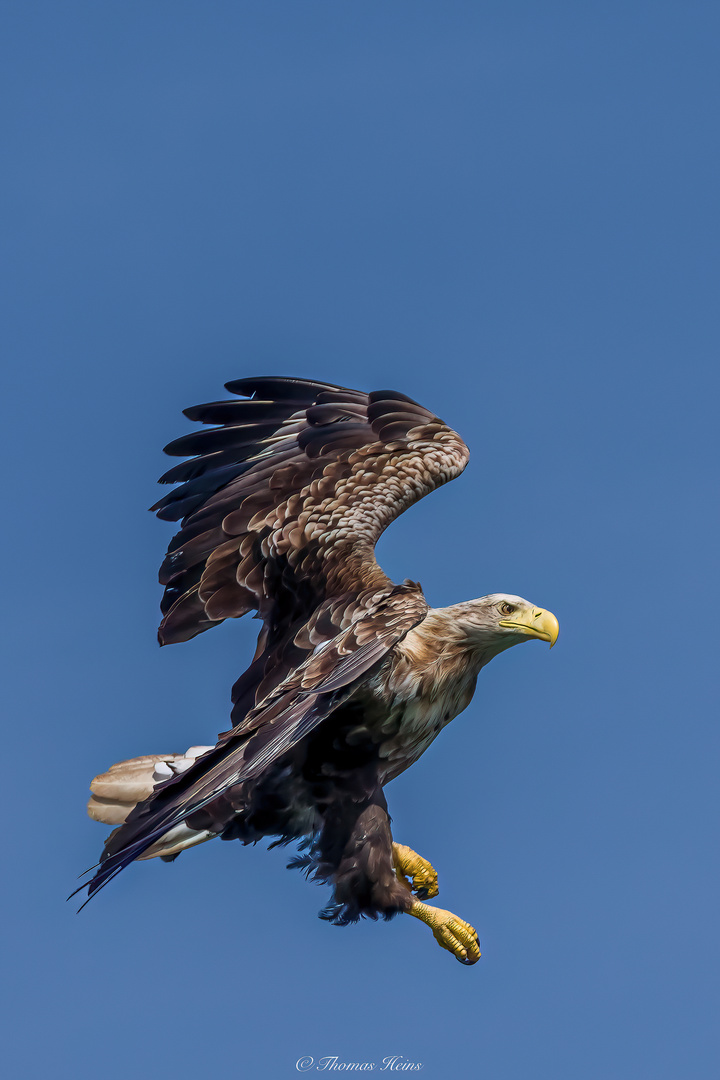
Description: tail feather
xmin=86 ymin=746 xmax=216 ymax=855
xmin=88 ymin=755 xmax=177 ymax=825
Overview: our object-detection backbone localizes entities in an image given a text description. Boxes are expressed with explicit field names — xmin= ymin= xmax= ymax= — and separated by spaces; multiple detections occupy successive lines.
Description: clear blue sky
xmin=2 ymin=3 xmax=718 ymax=1078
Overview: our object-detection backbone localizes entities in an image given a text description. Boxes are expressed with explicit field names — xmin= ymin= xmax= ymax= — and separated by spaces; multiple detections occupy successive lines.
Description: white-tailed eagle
xmin=79 ymin=377 xmax=558 ymax=964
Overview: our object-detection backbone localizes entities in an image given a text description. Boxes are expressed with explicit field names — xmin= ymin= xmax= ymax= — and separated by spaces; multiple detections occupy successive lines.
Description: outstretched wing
xmin=79 ymin=585 xmax=427 ymax=903
xmin=152 ymin=376 xmax=469 ymax=720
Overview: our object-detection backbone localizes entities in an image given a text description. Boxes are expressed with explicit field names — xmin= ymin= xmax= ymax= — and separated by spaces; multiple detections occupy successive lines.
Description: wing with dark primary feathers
xmin=77 ymin=377 xmax=468 ymax=903
xmin=152 ymin=376 xmax=469 ymax=721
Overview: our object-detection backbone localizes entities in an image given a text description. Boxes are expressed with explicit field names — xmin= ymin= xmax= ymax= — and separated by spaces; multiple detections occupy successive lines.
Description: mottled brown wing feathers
xmin=152 ymin=379 xmax=469 ymax=682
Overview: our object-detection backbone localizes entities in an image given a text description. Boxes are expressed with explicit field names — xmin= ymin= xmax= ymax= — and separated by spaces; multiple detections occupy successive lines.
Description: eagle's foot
xmin=408 ymin=900 xmax=481 ymax=965
xmin=392 ymin=842 xmax=439 ymax=900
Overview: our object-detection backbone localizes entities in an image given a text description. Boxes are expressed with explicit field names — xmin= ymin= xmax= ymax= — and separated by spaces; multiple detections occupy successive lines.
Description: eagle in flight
xmin=80 ymin=377 xmax=558 ymax=964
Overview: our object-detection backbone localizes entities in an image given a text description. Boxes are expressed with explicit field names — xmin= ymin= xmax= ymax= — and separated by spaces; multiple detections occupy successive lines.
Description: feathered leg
xmin=315 ymin=792 xmax=481 ymax=963
xmin=317 ymin=792 xmax=415 ymax=923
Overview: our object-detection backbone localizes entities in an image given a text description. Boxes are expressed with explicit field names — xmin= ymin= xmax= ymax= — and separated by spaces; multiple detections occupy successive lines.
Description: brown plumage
xmin=79 ymin=377 xmax=558 ymax=964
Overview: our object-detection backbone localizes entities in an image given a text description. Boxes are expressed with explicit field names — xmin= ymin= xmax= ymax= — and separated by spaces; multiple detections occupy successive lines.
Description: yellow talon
xmin=392 ymin=842 xmax=439 ymax=899
xmin=408 ymin=900 xmax=481 ymax=965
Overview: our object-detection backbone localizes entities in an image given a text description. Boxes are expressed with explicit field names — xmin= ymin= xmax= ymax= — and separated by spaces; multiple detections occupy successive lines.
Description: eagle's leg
xmin=321 ymin=793 xmax=417 ymax=922
xmin=392 ymin=842 xmax=439 ymax=899
xmin=406 ymin=901 xmax=481 ymax=965
xmin=317 ymin=791 xmax=479 ymax=963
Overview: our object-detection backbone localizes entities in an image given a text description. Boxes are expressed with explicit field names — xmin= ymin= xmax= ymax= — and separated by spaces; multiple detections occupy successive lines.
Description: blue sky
xmin=2 ymin=3 xmax=718 ymax=1078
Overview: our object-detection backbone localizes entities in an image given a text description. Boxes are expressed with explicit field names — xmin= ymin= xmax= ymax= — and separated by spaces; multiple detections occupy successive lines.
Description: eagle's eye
xmin=499 ymin=602 xmax=516 ymax=616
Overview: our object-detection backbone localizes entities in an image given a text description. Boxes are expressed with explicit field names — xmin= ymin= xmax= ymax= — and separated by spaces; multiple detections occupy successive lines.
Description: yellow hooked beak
xmin=499 ymin=607 xmax=559 ymax=648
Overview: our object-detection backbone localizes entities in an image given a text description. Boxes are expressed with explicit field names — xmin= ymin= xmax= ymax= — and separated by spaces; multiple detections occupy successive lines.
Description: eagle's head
xmin=452 ymin=593 xmax=559 ymax=656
